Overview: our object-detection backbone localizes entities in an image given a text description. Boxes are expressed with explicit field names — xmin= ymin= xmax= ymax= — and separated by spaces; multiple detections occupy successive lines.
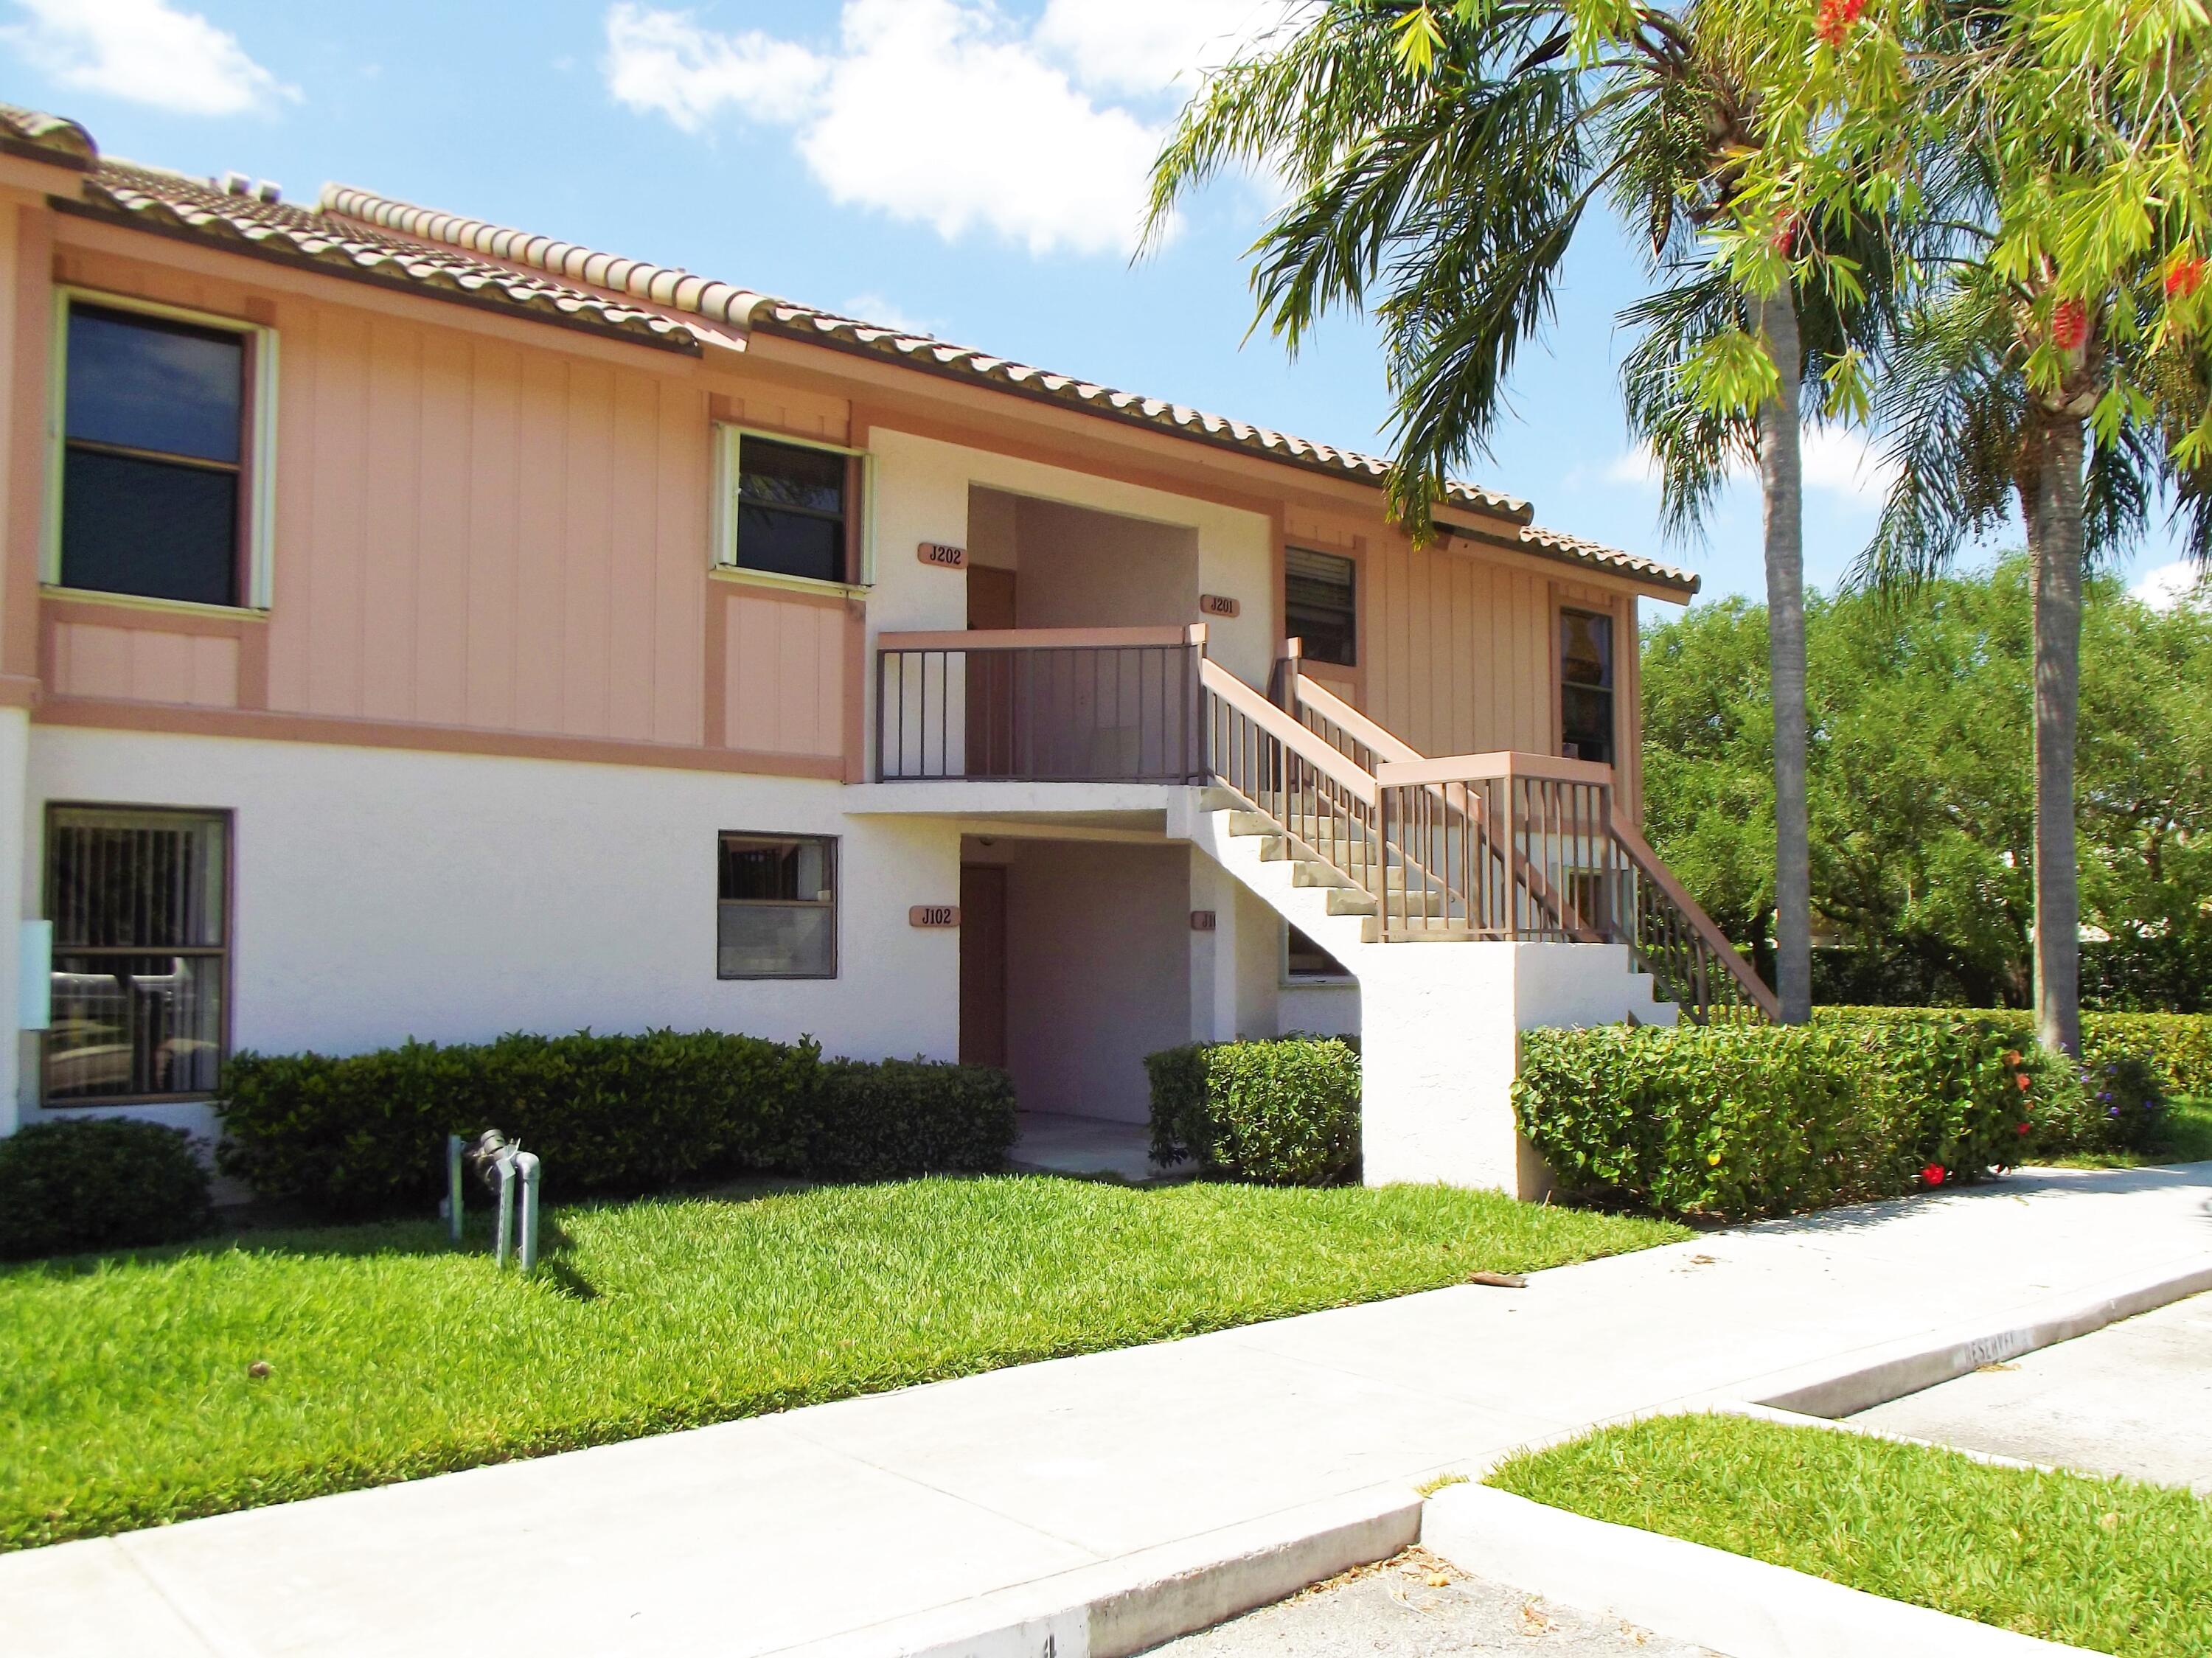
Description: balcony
xmin=874 ymin=625 xmax=1208 ymax=784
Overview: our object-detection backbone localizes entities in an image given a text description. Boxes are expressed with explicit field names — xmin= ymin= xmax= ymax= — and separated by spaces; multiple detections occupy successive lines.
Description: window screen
xmin=1285 ymin=547 xmax=1357 ymax=667
xmin=733 ymin=437 xmax=849 ymax=584
xmin=62 ymin=305 xmax=246 ymax=607
xmin=44 ymin=807 xmax=229 ymax=1103
xmin=718 ymin=833 xmax=838 ymax=978
xmin=1559 ymin=607 xmax=1615 ymax=765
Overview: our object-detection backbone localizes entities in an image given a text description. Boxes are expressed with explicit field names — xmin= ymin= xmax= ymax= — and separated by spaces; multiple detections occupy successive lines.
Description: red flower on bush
xmin=1921 ymin=1163 xmax=1947 ymax=1185
xmin=2052 ymin=299 xmax=2089 ymax=351
xmin=2003 ymin=1050 xmax=2023 ymax=1067
xmin=2017 ymin=1071 xmax=2034 ymax=1092
xmin=1815 ymin=0 xmax=1866 ymax=48
xmin=2168 ymin=254 xmax=2205 ymax=299
xmin=2018 ymin=1122 xmax=2033 ymax=1135
xmin=1771 ymin=213 xmax=1801 ymax=255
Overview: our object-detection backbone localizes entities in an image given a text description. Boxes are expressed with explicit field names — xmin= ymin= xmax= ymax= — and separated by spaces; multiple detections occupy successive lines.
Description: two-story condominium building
xmin=0 ymin=104 xmax=1773 ymax=1195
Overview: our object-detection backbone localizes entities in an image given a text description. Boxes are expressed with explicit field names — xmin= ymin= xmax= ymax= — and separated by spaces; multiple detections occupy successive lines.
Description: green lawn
xmin=1490 ymin=1414 xmax=2212 ymax=1657
xmin=2047 ymin=1096 xmax=2212 ymax=1170
xmin=0 ymin=1175 xmax=1680 ymax=1551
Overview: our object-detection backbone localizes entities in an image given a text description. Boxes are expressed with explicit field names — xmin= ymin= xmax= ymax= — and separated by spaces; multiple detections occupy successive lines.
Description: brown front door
xmin=966 ymin=566 xmax=1018 ymax=776
xmin=959 ymin=863 xmax=1009 ymax=1068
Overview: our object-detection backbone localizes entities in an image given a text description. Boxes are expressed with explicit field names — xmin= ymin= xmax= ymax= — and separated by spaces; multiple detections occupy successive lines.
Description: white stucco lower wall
xmin=22 ymin=728 xmax=964 ymax=1139
xmin=1358 ymin=941 xmax=1676 ymax=1195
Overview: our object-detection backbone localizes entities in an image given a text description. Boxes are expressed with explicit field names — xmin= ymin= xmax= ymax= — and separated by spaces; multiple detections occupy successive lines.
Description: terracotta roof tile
xmin=17 ymin=99 xmax=1697 ymax=596
xmin=74 ymin=161 xmax=698 ymax=354
xmin=0 ymin=102 xmax=95 ymax=167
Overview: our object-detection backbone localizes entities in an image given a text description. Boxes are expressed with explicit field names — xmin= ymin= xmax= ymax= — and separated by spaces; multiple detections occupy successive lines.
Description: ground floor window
xmin=1285 ymin=922 xmax=1352 ymax=980
xmin=44 ymin=805 xmax=229 ymax=1104
xmin=718 ymin=832 xmax=838 ymax=978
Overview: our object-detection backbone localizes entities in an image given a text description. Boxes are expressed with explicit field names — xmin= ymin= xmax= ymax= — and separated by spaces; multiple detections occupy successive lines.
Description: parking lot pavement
xmin=1142 ymin=1549 xmax=1718 ymax=1657
xmin=1849 ymin=1289 xmax=2212 ymax=1493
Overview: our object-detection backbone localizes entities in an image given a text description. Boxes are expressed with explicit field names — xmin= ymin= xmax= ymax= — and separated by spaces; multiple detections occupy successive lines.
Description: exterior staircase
xmin=1169 ymin=650 xmax=1777 ymax=1196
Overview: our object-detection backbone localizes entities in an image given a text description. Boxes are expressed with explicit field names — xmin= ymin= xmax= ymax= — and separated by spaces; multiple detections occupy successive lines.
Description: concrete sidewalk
xmin=9 ymin=1163 xmax=2211 ymax=1658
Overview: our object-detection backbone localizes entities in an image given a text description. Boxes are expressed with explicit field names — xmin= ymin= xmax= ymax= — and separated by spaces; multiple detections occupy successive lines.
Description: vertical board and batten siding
xmin=38 ymin=247 xmax=858 ymax=767
xmin=1287 ymin=509 xmax=1644 ymax=815
xmin=721 ymin=590 xmax=847 ymax=760
xmin=268 ymin=303 xmax=708 ymax=742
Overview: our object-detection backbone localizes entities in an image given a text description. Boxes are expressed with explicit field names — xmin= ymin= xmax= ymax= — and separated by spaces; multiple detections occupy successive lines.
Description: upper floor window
xmin=722 ymin=433 xmax=859 ymax=585
xmin=44 ymin=806 xmax=229 ymax=1104
xmin=58 ymin=299 xmax=270 ymax=609
xmin=1559 ymin=607 xmax=1615 ymax=765
xmin=717 ymin=832 xmax=838 ymax=978
xmin=1285 ymin=547 xmax=1357 ymax=667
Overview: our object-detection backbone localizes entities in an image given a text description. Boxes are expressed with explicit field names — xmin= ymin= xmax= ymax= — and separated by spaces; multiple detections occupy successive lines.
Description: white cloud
xmin=2132 ymin=559 xmax=2208 ymax=610
xmin=603 ymin=4 xmax=824 ymax=130
xmin=1797 ymin=425 xmax=1899 ymax=505
xmin=841 ymin=293 xmax=941 ymax=338
xmin=2 ymin=0 xmax=294 ymax=116
xmin=1600 ymin=426 xmax=1897 ymax=506
xmin=1032 ymin=0 xmax=1307 ymax=97
xmin=602 ymin=0 xmax=1290 ymax=257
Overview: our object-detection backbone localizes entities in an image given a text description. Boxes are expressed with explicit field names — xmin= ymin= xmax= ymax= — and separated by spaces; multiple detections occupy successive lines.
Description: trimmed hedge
xmin=0 ymin=1118 xmax=213 ymax=1260
xmin=217 ymin=1030 xmax=1016 ymax=1219
xmin=1817 ymin=1008 xmax=2212 ymax=1104
xmin=1516 ymin=1016 xmax=2116 ymax=1222
xmin=1146 ymin=1035 xmax=1361 ymax=1185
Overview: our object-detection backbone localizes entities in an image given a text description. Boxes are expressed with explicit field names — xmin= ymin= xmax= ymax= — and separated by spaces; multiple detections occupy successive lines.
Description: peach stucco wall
xmin=39 ymin=242 xmax=861 ymax=769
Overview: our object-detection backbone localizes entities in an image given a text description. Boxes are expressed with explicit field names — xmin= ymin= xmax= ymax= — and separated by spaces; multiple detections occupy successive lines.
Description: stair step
xmin=1290 ymin=863 xmax=1356 ymax=891
xmin=1197 ymin=786 xmax=1244 ymax=812
xmin=1224 ymin=811 xmax=1277 ymax=837
xmin=1325 ymin=888 xmax=1380 ymax=917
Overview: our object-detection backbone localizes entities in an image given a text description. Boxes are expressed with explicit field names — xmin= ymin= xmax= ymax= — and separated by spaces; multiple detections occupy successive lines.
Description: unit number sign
xmin=1199 ymin=593 xmax=1241 ymax=618
xmin=909 ymin=905 xmax=961 ymax=928
xmin=917 ymin=543 xmax=968 ymax=569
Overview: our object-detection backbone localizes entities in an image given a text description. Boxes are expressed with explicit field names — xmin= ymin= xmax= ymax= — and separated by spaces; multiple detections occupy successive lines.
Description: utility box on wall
xmin=18 ymin=921 xmax=49 ymax=1031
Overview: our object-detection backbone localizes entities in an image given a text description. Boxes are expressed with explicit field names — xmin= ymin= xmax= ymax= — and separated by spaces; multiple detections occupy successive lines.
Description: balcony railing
xmin=874 ymin=625 xmax=1208 ymax=783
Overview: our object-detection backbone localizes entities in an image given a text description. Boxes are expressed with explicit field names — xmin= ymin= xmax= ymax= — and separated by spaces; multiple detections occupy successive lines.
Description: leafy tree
xmin=1642 ymin=560 xmax=2212 ymax=1008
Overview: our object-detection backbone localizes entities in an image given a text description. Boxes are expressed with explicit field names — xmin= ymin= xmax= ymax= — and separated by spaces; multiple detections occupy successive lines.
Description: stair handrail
xmin=1607 ymin=815 xmax=1782 ymax=1020
xmin=1284 ymin=666 xmax=1776 ymax=1022
xmin=1200 ymin=658 xmax=1379 ymax=806
xmin=1305 ymin=658 xmax=1598 ymax=942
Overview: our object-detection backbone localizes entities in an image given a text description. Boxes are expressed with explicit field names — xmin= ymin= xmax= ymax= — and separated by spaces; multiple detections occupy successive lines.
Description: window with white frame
xmin=44 ymin=806 xmax=230 ymax=1104
xmin=717 ymin=832 xmax=838 ymax=978
xmin=55 ymin=296 xmax=273 ymax=608
xmin=718 ymin=431 xmax=860 ymax=585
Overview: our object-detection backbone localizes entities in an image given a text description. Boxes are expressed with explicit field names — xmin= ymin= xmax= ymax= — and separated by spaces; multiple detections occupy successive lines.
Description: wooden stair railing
xmin=1284 ymin=666 xmax=1778 ymax=1023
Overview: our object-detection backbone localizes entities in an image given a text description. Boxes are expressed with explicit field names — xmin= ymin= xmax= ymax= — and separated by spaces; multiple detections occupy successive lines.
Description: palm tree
xmin=1146 ymin=0 xmax=1862 ymax=1020
xmin=1859 ymin=255 xmax=2205 ymax=1051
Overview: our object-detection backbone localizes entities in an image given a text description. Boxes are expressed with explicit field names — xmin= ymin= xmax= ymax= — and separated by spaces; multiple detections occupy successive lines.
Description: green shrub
xmin=1515 ymin=1017 xmax=2087 ymax=1222
xmin=808 ymin=1058 xmax=1018 ymax=1180
xmin=1817 ymin=1008 xmax=2212 ymax=1100
xmin=0 ymin=1118 xmax=213 ymax=1260
xmin=217 ymin=1031 xmax=1012 ymax=1218
xmin=1146 ymin=1036 xmax=1361 ymax=1185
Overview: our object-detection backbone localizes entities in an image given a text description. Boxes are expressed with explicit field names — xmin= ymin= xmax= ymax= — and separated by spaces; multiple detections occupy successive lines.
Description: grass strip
xmin=1 ymin=1174 xmax=1680 ymax=1551
xmin=2046 ymin=1096 xmax=2212 ymax=1171
xmin=1490 ymin=1413 xmax=2212 ymax=1657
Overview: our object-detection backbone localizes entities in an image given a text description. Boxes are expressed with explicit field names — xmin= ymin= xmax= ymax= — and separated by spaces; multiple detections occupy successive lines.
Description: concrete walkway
xmin=1852 ymin=1286 xmax=2212 ymax=1493
xmin=9 ymin=1163 xmax=2211 ymax=1658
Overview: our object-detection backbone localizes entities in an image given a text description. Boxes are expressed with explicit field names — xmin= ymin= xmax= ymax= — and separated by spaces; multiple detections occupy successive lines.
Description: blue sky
xmin=5 ymin=0 xmax=2194 ymax=605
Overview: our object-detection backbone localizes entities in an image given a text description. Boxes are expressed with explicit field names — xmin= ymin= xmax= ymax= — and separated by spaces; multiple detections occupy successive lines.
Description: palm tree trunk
xmin=2028 ymin=414 xmax=2085 ymax=1054
xmin=1755 ymin=292 xmax=1812 ymax=1023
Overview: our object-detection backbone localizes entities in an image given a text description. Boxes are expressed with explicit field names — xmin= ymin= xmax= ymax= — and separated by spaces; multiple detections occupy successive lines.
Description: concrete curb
xmin=1421 ymin=1483 xmax=2088 ymax=1658
xmin=773 ymin=1485 xmax=1422 ymax=1658
xmin=1740 ymin=1255 xmax=2212 ymax=1418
